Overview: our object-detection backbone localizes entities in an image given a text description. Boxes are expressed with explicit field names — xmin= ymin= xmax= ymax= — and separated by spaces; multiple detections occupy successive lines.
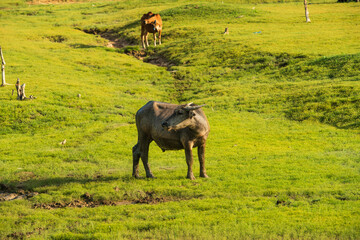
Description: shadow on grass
xmin=69 ymin=43 xmax=101 ymax=49
xmin=0 ymin=97 xmax=13 ymax=101
xmin=338 ymin=122 xmax=360 ymax=129
xmin=1 ymin=175 xmax=119 ymax=192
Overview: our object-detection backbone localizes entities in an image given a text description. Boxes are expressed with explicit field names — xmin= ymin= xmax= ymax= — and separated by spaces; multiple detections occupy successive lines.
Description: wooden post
xmin=1 ymin=46 xmax=7 ymax=87
xmin=304 ymin=0 xmax=311 ymax=23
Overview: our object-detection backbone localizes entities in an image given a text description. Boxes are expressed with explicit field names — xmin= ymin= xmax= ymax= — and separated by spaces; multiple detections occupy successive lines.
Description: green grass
xmin=0 ymin=0 xmax=360 ymax=239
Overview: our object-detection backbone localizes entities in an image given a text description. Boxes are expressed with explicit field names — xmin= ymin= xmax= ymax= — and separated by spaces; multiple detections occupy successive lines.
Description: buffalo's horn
xmin=183 ymin=103 xmax=206 ymax=110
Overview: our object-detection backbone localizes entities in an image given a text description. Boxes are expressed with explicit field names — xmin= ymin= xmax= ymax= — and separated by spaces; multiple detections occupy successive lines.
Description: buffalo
xmin=132 ymin=101 xmax=210 ymax=180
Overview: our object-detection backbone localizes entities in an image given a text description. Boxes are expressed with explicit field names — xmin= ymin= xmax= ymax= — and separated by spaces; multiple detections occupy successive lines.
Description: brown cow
xmin=141 ymin=12 xmax=162 ymax=49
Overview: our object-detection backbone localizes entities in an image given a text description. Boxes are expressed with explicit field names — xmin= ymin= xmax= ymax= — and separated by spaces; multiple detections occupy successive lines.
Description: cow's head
xmin=144 ymin=19 xmax=159 ymax=32
xmin=143 ymin=12 xmax=153 ymax=24
xmin=162 ymin=103 xmax=206 ymax=131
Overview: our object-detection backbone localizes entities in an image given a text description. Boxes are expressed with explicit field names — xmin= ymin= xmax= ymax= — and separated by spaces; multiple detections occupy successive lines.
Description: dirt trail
xmin=83 ymin=28 xmax=173 ymax=68
xmin=0 ymin=183 xmax=39 ymax=201
xmin=1 ymin=181 xmax=194 ymax=208
xmin=28 ymin=0 xmax=86 ymax=4
xmin=33 ymin=191 xmax=189 ymax=209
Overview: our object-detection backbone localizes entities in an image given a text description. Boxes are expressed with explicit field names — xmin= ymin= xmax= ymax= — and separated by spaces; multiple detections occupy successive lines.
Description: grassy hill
xmin=0 ymin=0 xmax=359 ymax=239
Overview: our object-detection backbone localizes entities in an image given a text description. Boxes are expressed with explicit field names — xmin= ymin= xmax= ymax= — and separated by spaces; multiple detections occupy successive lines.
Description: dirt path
xmin=0 ymin=183 xmax=39 ymax=201
xmin=83 ymin=28 xmax=173 ymax=68
xmin=33 ymin=191 xmax=194 ymax=209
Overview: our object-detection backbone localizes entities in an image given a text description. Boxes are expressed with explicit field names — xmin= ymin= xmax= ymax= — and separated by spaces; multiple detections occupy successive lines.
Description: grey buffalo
xmin=132 ymin=101 xmax=210 ymax=180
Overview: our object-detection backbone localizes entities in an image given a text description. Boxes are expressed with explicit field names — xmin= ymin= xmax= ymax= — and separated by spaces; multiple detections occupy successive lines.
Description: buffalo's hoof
xmin=146 ymin=174 xmax=156 ymax=178
xmin=200 ymin=174 xmax=209 ymax=178
xmin=187 ymin=174 xmax=196 ymax=180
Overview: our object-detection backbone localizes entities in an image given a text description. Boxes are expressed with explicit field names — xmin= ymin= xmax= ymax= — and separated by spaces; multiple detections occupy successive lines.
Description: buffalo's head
xmin=162 ymin=103 xmax=206 ymax=131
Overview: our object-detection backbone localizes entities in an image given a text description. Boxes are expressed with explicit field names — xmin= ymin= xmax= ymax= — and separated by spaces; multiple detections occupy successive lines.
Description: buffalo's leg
xmin=198 ymin=144 xmax=209 ymax=178
xmin=153 ymin=33 xmax=157 ymax=46
xmin=185 ymin=145 xmax=195 ymax=180
xmin=140 ymin=137 xmax=155 ymax=178
xmin=132 ymin=143 xmax=141 ymax=178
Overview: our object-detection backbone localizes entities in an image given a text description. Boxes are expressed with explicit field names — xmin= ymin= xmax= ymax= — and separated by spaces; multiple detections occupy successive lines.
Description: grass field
xmin=0 ymin=0 xmax=360 ymax=239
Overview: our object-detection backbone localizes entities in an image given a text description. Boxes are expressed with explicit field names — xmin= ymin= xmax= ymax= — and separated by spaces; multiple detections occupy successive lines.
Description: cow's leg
xmin=184 ymin=143 xmax=195 ymax=180
xmin=159 ymin=30 xmax=162 ymax=45
xmin=153 ymin=33 xmax=157 ymax=47
xmin=132 ymin=143 xmax=141 ymax=178
xmin=141 ymin=27 xmax=146 ymax=49
xmin=140 ymin=137 xmax=155 ymax=178
xmin=198 ymin=144 xmax=209 ymax=178
xmin=141 ymin=34 xmax=146 ymax=49
xmin=145 ymin=33 xmax=149 ymax=47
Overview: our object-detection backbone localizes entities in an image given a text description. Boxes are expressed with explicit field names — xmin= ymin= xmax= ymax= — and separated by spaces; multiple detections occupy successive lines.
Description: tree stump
xmin=15 ymin=78 xmax=36 ymax=100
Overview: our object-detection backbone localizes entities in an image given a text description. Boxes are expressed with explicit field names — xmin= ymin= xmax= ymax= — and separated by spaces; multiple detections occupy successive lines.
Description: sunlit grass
xmin=0 ymin=0 xmax=359 ymax=239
